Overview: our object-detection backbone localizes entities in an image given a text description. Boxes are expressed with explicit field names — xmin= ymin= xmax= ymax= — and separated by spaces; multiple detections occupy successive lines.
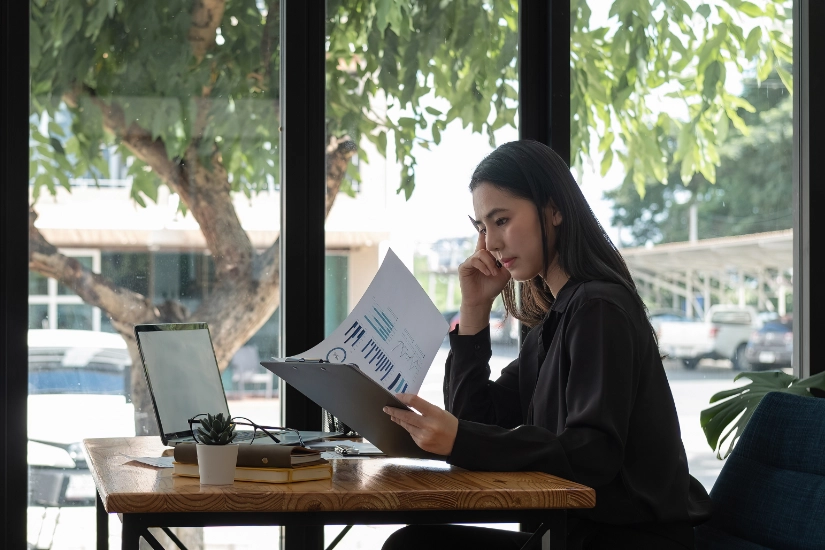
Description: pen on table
xmin=468 ymin=215 xmax=502 ymax=268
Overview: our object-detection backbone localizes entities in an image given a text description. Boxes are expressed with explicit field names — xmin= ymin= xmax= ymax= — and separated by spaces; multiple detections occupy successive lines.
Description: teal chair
xmin=695 ymin=391 xmax=825 ymax=549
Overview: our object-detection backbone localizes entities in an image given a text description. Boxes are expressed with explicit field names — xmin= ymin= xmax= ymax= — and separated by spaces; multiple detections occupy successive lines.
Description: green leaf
xmin=757 ymin=50 xmax=774 ymax=81
xmin=701 ymin=372 xmax=825 ymax=459
xmin=696 ymin=4 xmax=711 ymax=19
xmin=775 ymin=64 xmax=793 ymax=93
xmin=376 ymin=131 xmax=387 ymax=157
xmin=745 ymin=27 xmax=762 ymax=59
xmin=702 ymin=60 xmax=722 ymax=100
xmin=737 ymin=2 xmax=763 ymax=17
xmin=600 ymin=148 xmax=614 ymax=176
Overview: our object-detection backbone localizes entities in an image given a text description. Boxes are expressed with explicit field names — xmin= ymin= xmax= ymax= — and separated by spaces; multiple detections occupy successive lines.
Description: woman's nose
xmin=485 ymin=230 xmax=502 ymax=251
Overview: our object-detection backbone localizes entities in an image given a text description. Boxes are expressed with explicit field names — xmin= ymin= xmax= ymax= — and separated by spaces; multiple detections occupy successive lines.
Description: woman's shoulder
xmin=566 ymin=279 xmax=639 ymax=316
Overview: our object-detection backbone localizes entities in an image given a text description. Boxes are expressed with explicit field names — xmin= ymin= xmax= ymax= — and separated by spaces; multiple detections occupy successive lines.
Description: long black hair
xmin=470 ymin=140 xmax=652 ymax=332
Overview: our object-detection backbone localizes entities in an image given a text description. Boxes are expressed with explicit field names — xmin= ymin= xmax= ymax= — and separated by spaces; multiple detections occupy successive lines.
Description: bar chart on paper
xmin=296 ymin=249 xmax=448 ymax=394
xmin=365 ymin=305 xmax=395 ymax=342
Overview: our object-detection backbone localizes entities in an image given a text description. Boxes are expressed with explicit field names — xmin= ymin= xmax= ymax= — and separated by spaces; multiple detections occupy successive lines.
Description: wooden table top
xmin=85 ymin=437 xmax=595 ymax=515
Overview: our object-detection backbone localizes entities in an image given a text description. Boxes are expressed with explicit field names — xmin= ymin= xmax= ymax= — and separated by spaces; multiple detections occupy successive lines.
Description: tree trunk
xmin=29 ymin=135 xmax=356 ymax=436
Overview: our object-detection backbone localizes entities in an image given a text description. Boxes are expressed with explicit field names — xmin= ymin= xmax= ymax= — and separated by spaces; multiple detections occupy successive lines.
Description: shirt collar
xmin=549 ymin=279 xmax=584 ymax=313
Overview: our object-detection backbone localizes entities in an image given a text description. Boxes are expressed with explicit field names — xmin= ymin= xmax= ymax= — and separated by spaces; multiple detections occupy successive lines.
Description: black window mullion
xmin=1 ymin=1 xmax=31 ymax=548
xmin=517 ymin=0 xmax=570 ymax=538
xmin=518 ymin=0 xmax=570 ymax=165
xmin=793 ymin=0 xmax=824 ymax=377
xmin=280 ymin=1 xmax=326 ymax=548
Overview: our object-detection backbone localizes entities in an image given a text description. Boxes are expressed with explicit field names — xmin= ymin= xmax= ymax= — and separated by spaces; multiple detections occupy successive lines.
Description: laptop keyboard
xmin=234 ymin=431 xmax=272 ymax=442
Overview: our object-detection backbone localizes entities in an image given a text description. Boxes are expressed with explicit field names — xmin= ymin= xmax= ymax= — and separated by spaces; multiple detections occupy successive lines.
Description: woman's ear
xmin=551 ymin=208 xmax=563 ymax=227
xmin=545 ymin=203 xmax=563 ymax=227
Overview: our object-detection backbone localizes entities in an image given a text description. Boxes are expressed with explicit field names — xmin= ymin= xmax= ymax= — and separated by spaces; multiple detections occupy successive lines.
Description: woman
xmin=382 ymin=140 xmax=712 ymax=549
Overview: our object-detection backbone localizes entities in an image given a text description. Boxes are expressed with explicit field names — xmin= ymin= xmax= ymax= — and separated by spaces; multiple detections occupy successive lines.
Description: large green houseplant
xmin=701 ymin=371 xmax=825 ymax=459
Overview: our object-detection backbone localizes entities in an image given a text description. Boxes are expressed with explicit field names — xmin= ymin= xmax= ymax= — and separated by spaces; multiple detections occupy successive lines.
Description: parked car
xmin=657 ymin=305 xmax=762 ymax=370
xmin=745 ymin=316 xmax=793 ymax=371
xmin=28 ymin=330 xmax=135 ymax=507
xmin=648 ymin=308 xmax=695 ymax=336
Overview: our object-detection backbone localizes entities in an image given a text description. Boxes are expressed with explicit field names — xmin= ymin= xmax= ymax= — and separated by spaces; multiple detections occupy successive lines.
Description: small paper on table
xmin=123 ymin=455 xmax=175 ymax=468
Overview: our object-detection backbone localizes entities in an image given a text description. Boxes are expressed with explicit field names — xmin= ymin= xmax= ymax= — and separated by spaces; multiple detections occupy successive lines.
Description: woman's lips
xmin=501 ymin=257 xmax=516 ymax=269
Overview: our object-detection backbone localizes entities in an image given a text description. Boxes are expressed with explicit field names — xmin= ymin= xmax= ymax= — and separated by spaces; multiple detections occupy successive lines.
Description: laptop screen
xmin=135 ymin=324 xmax=230 ymax=437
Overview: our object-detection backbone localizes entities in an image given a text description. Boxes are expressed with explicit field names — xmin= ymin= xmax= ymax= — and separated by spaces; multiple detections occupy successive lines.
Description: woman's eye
xmin=495 ymin=218 xmax=508 ymax=227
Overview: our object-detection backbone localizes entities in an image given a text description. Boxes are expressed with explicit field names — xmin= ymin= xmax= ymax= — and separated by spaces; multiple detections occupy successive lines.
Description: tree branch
xmin=261 ymin=0 xmax=280 ymax=81
xmin=326 ymin=137 xmax=358 ymax=217
xmin=192 ymin=239 xmax=281 ymax=368
xmin=84 ymin=95 xmax=255 ymax=281
xmin=189 ymin=0 xmax=227 ymax=62
xmin=28 ymin=208 xmax=176 ymax=326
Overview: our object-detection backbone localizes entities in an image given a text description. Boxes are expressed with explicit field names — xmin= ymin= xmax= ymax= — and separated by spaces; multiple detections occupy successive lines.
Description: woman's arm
xmin=443 ymin=325 xmax=523 ymax=428
xmin=441 ymin=229 xmax=521 ymax=426
xmin=447 ymin=299 xmax=638 ymax=489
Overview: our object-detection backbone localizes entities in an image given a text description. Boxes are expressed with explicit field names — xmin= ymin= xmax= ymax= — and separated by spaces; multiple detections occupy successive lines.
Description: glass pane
xmin=571 ymin=0 xmax=793 ymax=493
xmin=29 ymin=0 xmax=282 ymax=546
xmin=29 ymin=271 xmax=48 ymax=295
xmin=57 ymin=304 xmax=94 ymax=331
xmin=324 ymin=2 xmax=519 ymax=546
xmin=28 ymin=304 xmax=49 ymax=330
xmin=325 ymin=254 xmax=349 ymax=337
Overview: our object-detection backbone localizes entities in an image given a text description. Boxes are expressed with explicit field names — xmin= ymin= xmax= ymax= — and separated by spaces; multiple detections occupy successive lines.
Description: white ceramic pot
xmin=196 ymin=444 xmax=239 ymax=485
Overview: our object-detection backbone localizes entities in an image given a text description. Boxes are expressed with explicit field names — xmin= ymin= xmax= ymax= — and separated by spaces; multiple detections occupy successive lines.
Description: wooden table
xmin=85 ymin=437 xmax=595 ymax=550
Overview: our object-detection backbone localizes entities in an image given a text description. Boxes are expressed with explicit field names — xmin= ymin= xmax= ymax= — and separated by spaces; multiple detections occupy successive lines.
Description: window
xmin=27 ymin=1 xmax=282 ymax=547
xmin=570 ymin=0 xmax=794 ymax=491
xmin=323 ymin=2 xmax=520 ymax=545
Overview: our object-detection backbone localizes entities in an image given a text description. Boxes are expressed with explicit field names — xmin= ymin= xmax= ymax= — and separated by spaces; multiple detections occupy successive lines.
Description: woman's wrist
xmin=457 ymin=304 xmax=492 ymax=335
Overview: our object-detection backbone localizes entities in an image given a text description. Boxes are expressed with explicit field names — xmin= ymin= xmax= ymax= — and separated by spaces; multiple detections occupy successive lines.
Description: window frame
xmin=793 ymin=0 xmax=824 ymax=378
xmin=3 ymin=1 xmax=822 ymax=548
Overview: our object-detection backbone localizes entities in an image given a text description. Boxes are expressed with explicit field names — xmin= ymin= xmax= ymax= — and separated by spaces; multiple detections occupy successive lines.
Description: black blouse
xmin=444 ymin=279 xmax=712 ymax=526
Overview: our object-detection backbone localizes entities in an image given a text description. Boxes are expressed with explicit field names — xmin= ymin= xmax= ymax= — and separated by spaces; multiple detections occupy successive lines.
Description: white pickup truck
xmin=656 ymin=305 xmax=762 ymax=370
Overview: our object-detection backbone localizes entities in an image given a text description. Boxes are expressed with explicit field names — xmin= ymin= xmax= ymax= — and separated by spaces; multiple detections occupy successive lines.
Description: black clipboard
xmin=261 ymin=361 xmax=440 ymax=460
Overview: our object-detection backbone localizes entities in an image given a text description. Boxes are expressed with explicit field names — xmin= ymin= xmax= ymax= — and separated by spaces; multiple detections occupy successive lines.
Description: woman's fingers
xmin=466 ymin=253 xmax=499 ymax=277
xmin=395 ymin=393 xmax=438 ymax=415
xmin=474 ymin=229 xmax=486 ymax=252
xmin=389 ymin=414 xmax=424 ymax=438
xmin=383 ymin=397 xmax=459 ymax=456
xmin=385 ymin=405 xmax=425 ymax=429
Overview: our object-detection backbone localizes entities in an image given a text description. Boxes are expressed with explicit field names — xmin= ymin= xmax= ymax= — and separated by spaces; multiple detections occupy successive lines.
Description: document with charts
xmin=296 ymin=249 xmax=448 ymax=394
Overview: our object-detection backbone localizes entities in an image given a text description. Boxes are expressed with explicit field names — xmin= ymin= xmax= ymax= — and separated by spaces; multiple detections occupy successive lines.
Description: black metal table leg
xmin=121 ymin=515 xmax=142 ymax=550
xmin=96 ymin=492 xmax=109 ymax=550
xmin=547 ymin=510 xmax=567 ymax=550
xmin=518 ymin=511 xmax=567 ymax=550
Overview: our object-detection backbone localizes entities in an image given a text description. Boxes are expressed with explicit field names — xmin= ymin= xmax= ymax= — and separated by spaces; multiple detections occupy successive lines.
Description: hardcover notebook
xmin=173 ymin=443 xmax=326 ymax=468
xmin=171 ymin=462 xmax=332 ymax=484
xmin=172 ymin=443 xmax=332 ymax=484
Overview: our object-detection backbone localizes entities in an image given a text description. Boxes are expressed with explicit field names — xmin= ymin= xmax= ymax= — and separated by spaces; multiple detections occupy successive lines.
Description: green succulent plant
xmin=196 ymin=413 xmax=237 ymax=445
xmin=701 ymin=370 xmax=825 ymax=459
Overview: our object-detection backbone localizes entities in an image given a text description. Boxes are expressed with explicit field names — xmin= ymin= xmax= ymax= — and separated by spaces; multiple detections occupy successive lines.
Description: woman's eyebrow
xmin=480 ymin=207 xmax=508 ymax=221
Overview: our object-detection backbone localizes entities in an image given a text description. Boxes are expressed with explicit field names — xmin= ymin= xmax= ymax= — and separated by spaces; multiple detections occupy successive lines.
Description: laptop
xmin=134 ymin=323 xmax=335 ymax=447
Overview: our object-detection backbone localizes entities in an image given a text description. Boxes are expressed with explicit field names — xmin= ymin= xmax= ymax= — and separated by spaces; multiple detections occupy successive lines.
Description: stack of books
xmin=172 ymin=443 xmax=332 ymax=484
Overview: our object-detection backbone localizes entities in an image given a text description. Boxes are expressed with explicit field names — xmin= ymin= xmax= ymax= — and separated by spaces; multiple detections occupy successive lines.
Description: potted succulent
xmin=195 ymin=413 xmax=238 ymax=485
xmin=701 ymin=370 xmax=825 ymax=459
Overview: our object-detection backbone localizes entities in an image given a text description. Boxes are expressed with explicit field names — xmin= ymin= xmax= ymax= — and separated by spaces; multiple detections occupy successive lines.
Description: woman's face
xmin=471 ymin=182 xmax=561 ymax=282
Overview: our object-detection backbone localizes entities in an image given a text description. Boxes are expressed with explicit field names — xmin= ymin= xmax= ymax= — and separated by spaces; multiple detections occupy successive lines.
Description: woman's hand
xmin=457 ymin=231 xmax=511 ymax=333
xmin=383 ymin=394 xmax=459 ymax=456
